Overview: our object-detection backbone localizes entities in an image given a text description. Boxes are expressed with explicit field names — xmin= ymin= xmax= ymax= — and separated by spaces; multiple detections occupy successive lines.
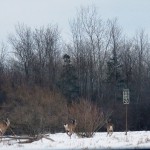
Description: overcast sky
xmin=0 ymin=0 xmax=150 ymax=43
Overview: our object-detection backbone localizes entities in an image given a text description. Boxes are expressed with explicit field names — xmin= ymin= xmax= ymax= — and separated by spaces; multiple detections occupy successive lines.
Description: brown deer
xmin=106 ymin=119 xmax=113 ymax=136
xmin=64 ymin=119 xmax=77 ymax=138
xmin=0 ymin=118 xmax=10 ymax=141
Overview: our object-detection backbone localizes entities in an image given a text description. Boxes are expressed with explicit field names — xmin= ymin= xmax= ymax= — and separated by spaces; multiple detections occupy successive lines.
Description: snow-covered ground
xmin=1 ymin=131 xmax=150 ymax=149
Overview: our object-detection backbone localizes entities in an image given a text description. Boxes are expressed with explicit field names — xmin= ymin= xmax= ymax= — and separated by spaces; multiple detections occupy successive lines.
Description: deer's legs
xmin=66 ymin=131 xmax=72 ymax=138
xmin=0 ymin=131 xmax=3 ymax=142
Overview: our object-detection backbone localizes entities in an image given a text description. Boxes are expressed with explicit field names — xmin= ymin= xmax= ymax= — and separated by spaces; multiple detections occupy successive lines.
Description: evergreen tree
xmin=106 ymin=55 xmax=125 ymax=104
xmin=59 ymin=54 xmax=79 ymax=104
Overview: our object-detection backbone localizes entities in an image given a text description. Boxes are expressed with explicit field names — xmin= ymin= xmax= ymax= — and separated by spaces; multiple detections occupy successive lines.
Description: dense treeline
xmin=0 ymin=6 xmax=150 ymax=134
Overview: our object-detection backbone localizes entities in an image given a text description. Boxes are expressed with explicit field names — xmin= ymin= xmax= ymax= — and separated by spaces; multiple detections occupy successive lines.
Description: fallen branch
xmin=1 ymin=134 xmax=55 ymax=143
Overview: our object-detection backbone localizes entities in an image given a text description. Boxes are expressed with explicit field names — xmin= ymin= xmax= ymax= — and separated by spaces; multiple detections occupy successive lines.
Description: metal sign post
xmin=123 ymin=89 xmax=130 ymax=135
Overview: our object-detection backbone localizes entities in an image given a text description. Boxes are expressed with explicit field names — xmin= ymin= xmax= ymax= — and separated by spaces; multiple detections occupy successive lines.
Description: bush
xmin=68 ymin=99 xmax=105 ymax=137
xmin=0 ymin=84 xmax=68 ymax=135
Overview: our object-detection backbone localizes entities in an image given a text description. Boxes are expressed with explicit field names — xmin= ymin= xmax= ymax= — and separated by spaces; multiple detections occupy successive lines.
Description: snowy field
xmin=0 ymin=131 xmax=150 ymax=149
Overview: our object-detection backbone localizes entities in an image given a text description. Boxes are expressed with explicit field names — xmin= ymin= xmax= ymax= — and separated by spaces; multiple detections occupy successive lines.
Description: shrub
xmin=68 ymin=99 xmax=105 ymax=137
xmin=0 ymin=84 xmax=68 ymax=135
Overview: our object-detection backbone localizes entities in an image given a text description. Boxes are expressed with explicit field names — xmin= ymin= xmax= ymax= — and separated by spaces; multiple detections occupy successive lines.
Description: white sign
xmin=123 ymin=89 xmax=130 ymax=104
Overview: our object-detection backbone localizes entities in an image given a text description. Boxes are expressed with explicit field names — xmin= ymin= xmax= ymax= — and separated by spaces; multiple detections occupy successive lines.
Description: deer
xmin=106 ymin=119 xmax=113 ymax=136
xmin=0 ymin=118 xmax=10 ymax=141
xmin=64 ymin=119 xmax=77 ymax=138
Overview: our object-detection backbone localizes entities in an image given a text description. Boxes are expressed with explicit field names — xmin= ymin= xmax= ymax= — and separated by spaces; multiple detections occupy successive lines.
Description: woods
xmin=0 ymin=6 xmax=150 ymax=137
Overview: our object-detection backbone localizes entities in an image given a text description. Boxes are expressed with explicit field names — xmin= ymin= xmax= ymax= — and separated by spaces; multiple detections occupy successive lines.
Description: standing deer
xmin=0 ymin=118 xmax=10 ymax=141
xmin=106 ymin=119 xmax=113 ymax=136
xmin=64 ymin=119 xmax=77 ymax=138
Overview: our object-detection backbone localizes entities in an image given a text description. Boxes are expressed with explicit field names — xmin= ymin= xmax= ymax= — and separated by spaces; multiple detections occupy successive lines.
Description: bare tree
xmin=132 ymin=30 xmax=149 ymax=129
xmin=133 ymin=30 xmax=149 ymax=103
xmin=69 ymin=6 xmax=110 ymax=102
xmin=33 ymin=27 xmax=47 ymax=86
xmin=0 ymin=43 xmax=8 ymax=88
xmin=9 ymin=24 xmax=34 ymax=84
xmin=9 ymin=24 xmax=61 ymax=88
xmin=43 ymin=25 xmax=61 ymax=89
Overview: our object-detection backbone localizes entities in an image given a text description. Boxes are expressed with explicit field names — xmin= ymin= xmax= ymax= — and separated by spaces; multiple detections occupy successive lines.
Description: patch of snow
xmin=0 ymin=131 xmax=150 ymax=149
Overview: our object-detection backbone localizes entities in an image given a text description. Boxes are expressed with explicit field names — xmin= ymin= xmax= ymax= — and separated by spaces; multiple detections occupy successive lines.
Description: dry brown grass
xmin=0 ymin=84 xmax=68 ymax=135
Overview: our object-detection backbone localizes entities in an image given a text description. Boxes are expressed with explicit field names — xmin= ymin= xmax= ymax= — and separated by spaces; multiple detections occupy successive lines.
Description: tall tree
xmin=70 ymin=6 xmax=110 ymax=102
xmin=33 ymin=26 xmax=61 ymax=88
xmin=132 ymin=30 xmax=149 ymax=129
xmin=9 ymin=24 xmax=34 ymax=84
xmin=59 ymin=54 xmax=79 ymax=104
xmin=106 ymin=19 xmax=123 ymax=105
